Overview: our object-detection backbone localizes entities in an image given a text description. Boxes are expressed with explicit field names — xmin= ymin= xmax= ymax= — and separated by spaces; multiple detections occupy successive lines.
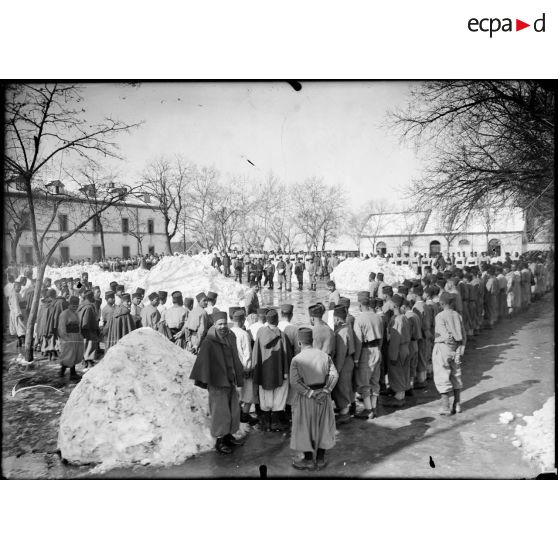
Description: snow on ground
xmin=58 ymin=327 xmax=245 ymax=470
xmin=331 ymin=257 xmax=417 ymax=292
xmin=42 ymin=254 xmax=246 ymax=315
xmin=513 ymin=396 xmax=555 ymax=474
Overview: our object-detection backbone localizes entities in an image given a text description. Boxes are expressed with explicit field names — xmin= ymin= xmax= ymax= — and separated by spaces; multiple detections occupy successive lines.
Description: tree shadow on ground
xmin=461 ymin=379 xmax=540 ymax=411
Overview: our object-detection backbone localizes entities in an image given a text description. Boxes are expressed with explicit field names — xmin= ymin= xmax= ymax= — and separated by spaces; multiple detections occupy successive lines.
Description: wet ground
xmin=2 ymin=282 xmax=554 ymax=479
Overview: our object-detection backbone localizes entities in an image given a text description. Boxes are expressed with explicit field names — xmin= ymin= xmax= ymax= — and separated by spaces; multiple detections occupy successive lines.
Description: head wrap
xmin=212 ymin=311 xmax=228 ymax=323
xmin=148 ymin=292 xmax=159 ymax=302
xmin=266 ymin=309 xmax=279 ymax=325
xmin=280 ymin=303 xmax=294 ymax=314
xmin=298 ymin=327 xmax=313 ymax=344
xmin=195 ymin=292 xmax=207 ymax=303
xmin=333 ymin=305 xmax=347 ymax=319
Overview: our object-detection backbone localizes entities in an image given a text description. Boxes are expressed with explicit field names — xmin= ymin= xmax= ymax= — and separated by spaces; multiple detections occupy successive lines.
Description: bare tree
xmin=141 ymin=156 xmax=190 ymax=254
xmin=436 ymin=206 xmax=461 ymax=253
xmin=391 ymin=81 xmax=554 ymax=231
xmin=4 ymin=83 xmax=140 ymax=364
xmin=363 ymin=201 xmax=394 ymax=254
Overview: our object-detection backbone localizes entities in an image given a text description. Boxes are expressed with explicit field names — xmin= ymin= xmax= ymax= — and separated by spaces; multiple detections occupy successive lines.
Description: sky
xmin=53 ymin=81 xmax=427 ymax=211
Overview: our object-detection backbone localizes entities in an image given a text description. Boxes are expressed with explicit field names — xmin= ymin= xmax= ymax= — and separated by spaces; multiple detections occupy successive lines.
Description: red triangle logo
xmin=516 ymin=19 xmax=530 ymax=31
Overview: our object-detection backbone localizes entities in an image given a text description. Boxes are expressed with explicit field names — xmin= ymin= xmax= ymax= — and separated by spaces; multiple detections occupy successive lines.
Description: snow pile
xmin=58 ymin=328 xmax=218 ymax=469
xmin=499 ymin=411 xmax=515 ymax=424
xmin=43 ymin=255 xmax=246 ymax=315
xmin=138 ymin=255 xmax=246 ymax=313
xmin=330 ymin=257 xmax=417 ymax=292
xmin=514 ymin=396 xmax=555 ymax=474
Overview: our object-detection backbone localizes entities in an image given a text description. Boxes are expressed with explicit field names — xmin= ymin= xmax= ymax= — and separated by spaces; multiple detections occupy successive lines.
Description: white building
xmin=4 ymin=179 xmax=169 ymax=265
xmin=360 ymin=207 xmax=528 ymax=257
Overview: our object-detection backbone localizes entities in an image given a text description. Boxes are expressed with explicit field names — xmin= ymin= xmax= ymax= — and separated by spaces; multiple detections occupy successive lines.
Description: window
xmin=59 ymin=214 xmax=68 ymax=232
xmin=60 ymin=246 xmax=70 ymax=262
xmin=122 ymin=218 xmax=129 ymax=233
xmin=122 ymin=245 xmax=130 ymax=258
xmin=92 ymin=246 xmax=103 ymax=261
xmin=147 ymin=219 xmax=154 ymax=234
xmin=458 ymin=238 xmax=470 ymax=247
xmin=93 ymin=215 xmax=102 ymax=232
xmin=148 ymin=245 xmax=155 ymax=255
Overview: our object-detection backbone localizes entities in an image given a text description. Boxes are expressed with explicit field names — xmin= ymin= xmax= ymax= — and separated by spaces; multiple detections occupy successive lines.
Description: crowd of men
xmin=3 ymin=250 xmax=553 ymax=471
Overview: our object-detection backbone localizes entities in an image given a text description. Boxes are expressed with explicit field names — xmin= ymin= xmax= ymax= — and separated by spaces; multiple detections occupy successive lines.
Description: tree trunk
xmin=99 ymin=223 xmax=106 ymax=259
xmin=23 ymin=259 xmax=49 ymax=365
xmin=165 ymin=234 xmax=173 ymax=255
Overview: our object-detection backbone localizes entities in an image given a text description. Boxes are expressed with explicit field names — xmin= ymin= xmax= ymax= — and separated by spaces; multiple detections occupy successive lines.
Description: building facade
xmin=4 ymin=181 xmax=169 ymax=265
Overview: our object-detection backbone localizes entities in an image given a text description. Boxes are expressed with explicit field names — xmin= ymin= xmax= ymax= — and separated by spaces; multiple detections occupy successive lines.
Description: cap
xmin=105 ymin=290 xmax=115 ymax=299
xmin=298 ymin=327 xmax=313 ymax=344
xmin=158 ymin=290 xmax=168 ymax=298
xmin=228 ymin=306 xmax=242 ymax=319
xmin=357 ymin=291 xmax=370 ymax=304
xmin=195 ymin=292 xmax=207 ymax=303
xmin=391 ymin=294 xmax=403 ymax=307
xmin=308 ymin=304 xmax=325 ymax=318
xmin=333 ymin=305 xmax=347 ymax=319
xmin=148 ymin=292 xmax=159 ymax=301
xmin=439 ymin=292 xmax=452 ymax=305
xmin=183 ymin=297 xmax=194 ymax=307
xmin=109 ymin=281 xmax=118 ymax=289
xmin=69 ymin=295 xmax=80 ymax=305
xmin=397 ymin=286 xmax=409 ymax=296
xmin=280 ymin=303 xmax=294 ymax=314
xmin=121 ymin=293 xmax=131 ymax=302
xmin=136 ymin=287 xmax=145 ymax=295
xmin=377 ymin=272 xmax=384 ymax=280
xmin=326 ymin=280 xmax=335 ymax=288
xmin=116 ymin=284 xmax=125 ymax=292
xmin=213 ymin=311 xmax=228 ymax=323
xmin=266 ymin=309 xmax=279 ymax=325
xmin=47 ymin=288 xmax=57 ymax=298
xmin=232 ymin=310 xmax=245 ymax=320
xmin=207 ymin=291 xmax=218 ymax=301
xmin=339 ymin=297 xmax=351 ymax=309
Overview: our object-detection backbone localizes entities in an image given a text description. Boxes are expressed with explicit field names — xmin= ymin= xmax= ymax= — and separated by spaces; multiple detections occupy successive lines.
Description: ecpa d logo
xmin=468 ymin=13 xmax=546 ymax=37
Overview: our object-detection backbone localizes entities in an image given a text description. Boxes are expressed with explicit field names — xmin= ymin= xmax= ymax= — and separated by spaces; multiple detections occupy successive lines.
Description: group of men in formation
xmin=4 ymin=251 xmax=553 ymax=471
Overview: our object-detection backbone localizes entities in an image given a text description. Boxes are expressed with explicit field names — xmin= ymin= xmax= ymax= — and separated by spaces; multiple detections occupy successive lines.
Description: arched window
xmin=429 ymin=240 xmax=441 ymax=256
xmin=488 ymin=238 xmax=501 ymax=257
xmin=376 ymin=241 xmax=386 ymax=255
xmin=458 ymin=238 xmax=470 ymax=247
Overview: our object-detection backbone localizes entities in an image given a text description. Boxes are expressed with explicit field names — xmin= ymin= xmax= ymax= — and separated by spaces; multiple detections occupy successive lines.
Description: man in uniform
xmin=185 ymin=292 xmax=210 ymax=353
xmin=244 ymin=280 xmax=260 ymax=316
xmin=368 ymin=272 xmax=380 ymax=299
xmin=332 ymin=304 xmax=355 ymax=424
xmin=294 ymin=258 xmax=305 ymax=290
xmin=309 ymin=303 xmax=335 ymax=357
xmin=140 ymin=292 xmax=161 ymax=330
xmin=289 ymin=327 xmax=338 ymax=471
xmin=190 ymin=311 xmax=245 ymax=454
xmin=352 ymin=291 xmax=384 ymax=418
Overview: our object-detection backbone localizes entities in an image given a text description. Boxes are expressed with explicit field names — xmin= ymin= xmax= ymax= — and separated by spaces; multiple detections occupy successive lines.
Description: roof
xmin=363 ymin=208 xmax=525 ymax=237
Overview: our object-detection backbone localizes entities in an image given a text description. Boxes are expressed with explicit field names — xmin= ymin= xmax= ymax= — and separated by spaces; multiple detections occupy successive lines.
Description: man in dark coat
xmin=78 ymin=290 xmax=99 ymax=368
xmin=189 ymin=311 xmax=245 ymax=454
xmin=105 ymin=293 xmax=136 ymax=350
xmin=294 ymin=258 xmax=305 ymax=290
xmin=252 ymin=309 xmax=292 ymax=432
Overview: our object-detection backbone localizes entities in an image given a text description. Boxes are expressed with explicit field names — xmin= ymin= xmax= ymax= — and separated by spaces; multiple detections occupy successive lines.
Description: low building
xmin=360 ymin=207 xmax=528 ymax=257
xmin=4 ymin=178 xmax=169 ymax=265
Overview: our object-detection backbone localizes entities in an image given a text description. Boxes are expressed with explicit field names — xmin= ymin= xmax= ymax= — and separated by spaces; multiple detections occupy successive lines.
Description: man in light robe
xmin=290 ymin=327 xmax=338 ymax=471
xmin=309 ymin=303 xmax=336 ymax=357
xmin=332 ymin=305 xmax=355 ymax=424
xmin=105 ymin=293 xmax=136 ymax=350
xmin=185 ymin=292 xmax=210 ymax=353
xmin=190 ymin=311 xmax=245 ymax=454
xmin=326 ymin=280 xmax=340 ymax=310
xmin=278 ymin=303 xmax=299 ymax=424
xmin=140 ymin=292 xmax=161 ymax=330
xmin=8 ymin=280 xmax=26 ymax=352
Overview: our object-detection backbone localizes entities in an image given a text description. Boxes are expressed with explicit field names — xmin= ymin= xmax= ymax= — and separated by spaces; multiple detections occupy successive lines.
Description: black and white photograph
xmin=2 ymin=80 xmax=554 ymax=480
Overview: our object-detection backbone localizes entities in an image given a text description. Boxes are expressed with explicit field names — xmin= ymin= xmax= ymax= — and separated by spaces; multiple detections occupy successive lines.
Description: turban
xmin=266 ymin=309 xmax=279 ymax=325
xmin=333 ymin=305 xmax=347 ymax=319
xmin=298 ymin=327 xmax=313 ymax=344
xmin=280 ymin=303 xmax=294 ymax=314
xmin=308 ymin=304 xmax=325 ymax=318
xmin=213 ymin=311 xmax=228 ymax=323
xmin=69 ymin=296 xmax=80 ymax=305
xmin=104 ymin=290 xmax=115 ymax=299
xmin=357 ymin=291 xmax=370 ymax=304
xmin=148 ymin=292 xmax=159 ymax=302
xmin=391 ymin=294 xmax=404 ymax=307
xmin=207 ymin=291 xmax=218 ymax=301
xmin=195 ymin=292 xmax=207 ymax=303
xmin=121 ymin=293 xmax=131 ymax=302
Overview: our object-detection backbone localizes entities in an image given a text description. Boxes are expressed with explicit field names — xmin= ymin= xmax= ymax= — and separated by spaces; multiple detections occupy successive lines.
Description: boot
xmin=270 ymin=411 xmax=287 ymax=431
xmin=215 ymin=437 xmax=233 ymax=454
xmin=316 ymin=448 xmax=327 ymax=470
xmin=59 ymin=365 xmax=66 ymax=378
xmin=439 ymin=393 xmax=451 ymax=415
xmin=292 ymin=451 xmax=315 ymax=471
xmin=223 ymin=433 xmax=244 ymax=446
xmin=261 ymin=411 xmax=272 ymax=432
xmin=371 ymin=395 xmax=378 ymax=418
xmin=240 ymin=411 xmax=259 ymax=425
xmin=349 ymin=401 xmax=356 ymax=415
xmin=453 ymin=389 xmax=461 ymax=414
xmin=69 ymin=366 xmax=81 ymax=382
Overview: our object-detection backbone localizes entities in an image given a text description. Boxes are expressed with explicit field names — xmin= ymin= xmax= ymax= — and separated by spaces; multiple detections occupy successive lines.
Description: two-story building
xmin=4 ymin=178 xmax=169 ymax=265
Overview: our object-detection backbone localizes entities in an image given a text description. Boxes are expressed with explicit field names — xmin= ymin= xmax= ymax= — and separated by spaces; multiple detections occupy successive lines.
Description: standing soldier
xmin=404 ymin=297 xmax=422 ymax=393
xmin=78 ymin=290 xmax=99 ymax=369
xmin=57 ymin=296 xmax=84 ymax=382
xmin=140 ymin=292 xmax=161 ymax=330
xmin=105 ymin=293 xmax=136 ymax=350
xmin=234 ymin=255 xmax=244 ymax=283
xmin=332 ymin=304 xmax=355 ymax=424
xmin=306 ymin=257 xmax=317 ymax=291
xmin=289 ymin=327 xmax=338 ymax=471
xmin=244 ymin=280 xmax=260 ymax=316
xmin=368 ymin=272 xmax=380 ymax=299
xmin=352 ymin=291 xmax=384 ymax=419
xmin=185 ymin=292 xmax=211 ymax=353
xmin=309 ymin=303 xmax=336 ymax=357
xmin=520 ymin=262 xmax=532 ymax=310
xmin=264 ymin=258 xmax=275 ymax=290
xmin=285 ymin=257 xmax=293 ymax=292
xmin=294 ymin=258 xmax=305 ymax=291
xmin=276 ymin=255 xmax=287 ymax=290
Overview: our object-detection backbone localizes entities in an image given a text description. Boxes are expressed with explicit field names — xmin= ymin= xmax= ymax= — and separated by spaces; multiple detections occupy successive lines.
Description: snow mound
xmin=514 ymin=396 xmax=555 ymax=474
xmin=57 ymin=327 xmax=217 ymax=469
xmin=331 ymin=257 xmax=417 ymax=291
